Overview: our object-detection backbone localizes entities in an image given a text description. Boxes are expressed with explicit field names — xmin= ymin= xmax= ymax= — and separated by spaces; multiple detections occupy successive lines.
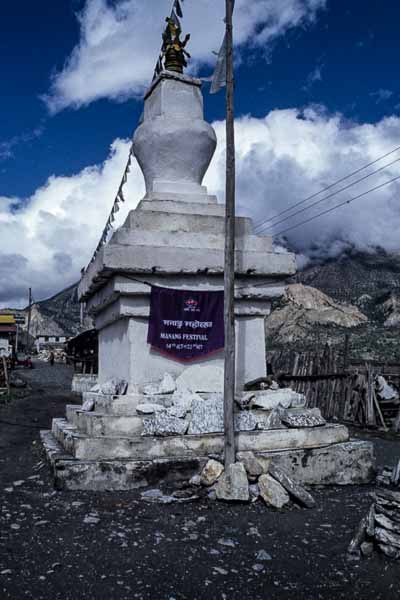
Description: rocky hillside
xmin=266 ymin=284 xmax=367 ymax=345
xmin=266 ymin=251 xmax=400 ymax=362
xmin=10 ymin=283 xmax=92 ymax=341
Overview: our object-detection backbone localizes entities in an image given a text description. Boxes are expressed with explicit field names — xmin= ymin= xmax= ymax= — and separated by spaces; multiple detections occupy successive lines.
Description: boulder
xmin=136 ymin=403 xmax=166 ymax=415
xmin=374 ymin=527 xmax=400 ymax=549
xmin=281 ymin=408 xmax=326 ymax=428
xmin=251 ymin=389 xmax=305 ymax=411
xmin=176 ymin=364 xmax=224 ymax=393
xmin=216 ymin=462 xmax=249 ymax=502
xmin=200 ymin=459 xmax=224 ymax=486
xmin=82 ymin=398 xmax=95 ymax=412
xmin=100 ymin=378 xmax=128 ymax=395
xmin=258 ymin=474 xmax=290 ymax=509
xmin=268 ymin=464 xmax=315 ymax=508
xmin=142 ymin=413 xmax=189 ymax=436
xmin=168 ymin=390 xmax=202 ymax=418
xmin=188 ymin=394 xmax=223 ymax=434
xmin=234 ymin=411 xmax=258 ymax=432
xmin=143 ymin=373 xmax=176 ymax=396
xmin=257 ymin=407 xmax=286 ymax=430
xmin=237 ymin=451 xmax=264 ymax=479
xmin=235 ymin=392 xmax=255 ymax=410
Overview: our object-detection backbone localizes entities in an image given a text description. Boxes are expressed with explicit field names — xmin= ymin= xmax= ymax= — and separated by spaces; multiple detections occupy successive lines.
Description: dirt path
xmin=1 ymin=363 xmax=399 ymax=599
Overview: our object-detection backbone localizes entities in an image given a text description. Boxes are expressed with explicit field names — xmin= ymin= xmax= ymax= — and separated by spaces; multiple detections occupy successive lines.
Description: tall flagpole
xmin=223 ymin=0 xmax=236 ymax=468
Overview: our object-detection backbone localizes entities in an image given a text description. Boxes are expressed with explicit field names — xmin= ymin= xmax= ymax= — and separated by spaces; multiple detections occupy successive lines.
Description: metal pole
xmin=223 ymin=0 xmax=236 ymax=468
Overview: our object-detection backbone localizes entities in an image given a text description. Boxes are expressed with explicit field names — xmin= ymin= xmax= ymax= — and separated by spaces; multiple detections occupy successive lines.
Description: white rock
xmin=234 ymin=411 xmax=258 ymax=432
xmin=200 ymin=459 xmax=224 ymax=486
xmin=142 ymin=413 xmax=189 ymax=436
xmin=257 ymin=407 xmax=286 ymax=430
xmin=236 ymin=451 xmax=264 ymax=478
xmin=143 ymin=373 xmax=176 ymax=396
xmin=176 ymin=364 xmax=224 ymax=393
xmin=235 ymin=392 xmax=255 ymax=410
xmin=100 ymin=378 xmax=128 ymax=396
xmin=252 ymin=389 xmax=305 ymax=411
xmin=82 ymin=399 xmax=95 ymax=412
xmin=159 ymin=373 xmax=176 ymax=394
xmin=188 ymin=394 xmax=223 ymax=434
xmin=216 ymin=462 xmax=249 ymax=502
xmin=136 ymin=403 xmax=166 ymax=415
xmin=281 ymin=408 xmax=326 ymax=428
xmin=258 ymin=474 xmax=290 ymax=509
xmin=167 ymin=390 xmax=202 ymax=418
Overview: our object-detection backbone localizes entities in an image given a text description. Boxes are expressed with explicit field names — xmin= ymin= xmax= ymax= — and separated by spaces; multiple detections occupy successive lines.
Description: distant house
xmin=0 ymin=315 xmax=17 ymax=357
xmin=35 ymin=335 xmax=68 ymax=352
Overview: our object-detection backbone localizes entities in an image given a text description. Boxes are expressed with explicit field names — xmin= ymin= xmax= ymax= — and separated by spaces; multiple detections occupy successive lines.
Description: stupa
xmin=41 ymin=27 xmax=374 ymax=490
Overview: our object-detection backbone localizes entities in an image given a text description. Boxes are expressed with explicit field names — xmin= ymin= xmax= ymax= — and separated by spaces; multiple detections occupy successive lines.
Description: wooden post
xmin=223 ymin=0 xmax=236 ymax=468
xmin=343 ymin=333 xmax=350 ymax=371
xmin=26 ymin=287 xmax=32 ymax=353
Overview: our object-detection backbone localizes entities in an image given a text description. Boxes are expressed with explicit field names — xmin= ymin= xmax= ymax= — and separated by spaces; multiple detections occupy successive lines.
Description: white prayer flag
xmin=210 ymin=1 xmax=235 ymax=94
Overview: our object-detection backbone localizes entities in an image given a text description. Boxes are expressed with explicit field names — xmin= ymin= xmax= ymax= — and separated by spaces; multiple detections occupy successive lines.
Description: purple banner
xmin=147 ymin=286 xmax=225 ymax=362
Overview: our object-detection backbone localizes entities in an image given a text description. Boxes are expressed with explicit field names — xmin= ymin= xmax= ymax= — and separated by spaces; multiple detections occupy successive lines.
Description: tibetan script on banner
xmin=147 ymin=286 xmax=224 ymax=361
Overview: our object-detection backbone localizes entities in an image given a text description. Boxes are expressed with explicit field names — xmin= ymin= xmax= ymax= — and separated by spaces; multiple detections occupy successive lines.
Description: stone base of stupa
xmin=41 ymin=387 xmax=375 ymax=491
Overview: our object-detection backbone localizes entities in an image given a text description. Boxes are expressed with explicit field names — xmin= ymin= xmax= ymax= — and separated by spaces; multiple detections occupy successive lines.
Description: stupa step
xmin=41 ymin=430 xmax=375 ymax=491
xmin=101 ymin=243 xmax=296 ymax=277
xmin=112 ymin=229 xmax=273 ymax=253
xmin=124 ymin=209 xmax=253 ymax=236
xmin=51 ymin=417 xmax=350 ymax=461
xmin=67 ymin=405 xmax=319 ymax=437
xmin=139 ymin=198 xmax=223 ymax=216
xmin=143 ymin=193 xmax=219 ymax=206
xmin=75 ymin=411 xmax=145 ymax=437
xmin=82 ymin=392 xmax=174 ymax=414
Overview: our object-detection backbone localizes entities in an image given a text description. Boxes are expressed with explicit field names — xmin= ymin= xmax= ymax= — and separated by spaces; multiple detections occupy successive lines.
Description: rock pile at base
xmin=134 ymin=370 xmax=328 ymax=438
xmin=197 ymin=454 xmax=315 ymax=509
xmin=348 ymin=483 xmax=400 ymax=560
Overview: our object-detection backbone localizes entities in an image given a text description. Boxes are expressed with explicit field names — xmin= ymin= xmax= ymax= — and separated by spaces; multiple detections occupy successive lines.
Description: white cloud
xmin=2 ymin=105 xmax=400 ymax=307
xmin=44 ymin=0 xmax=326 ymax=112
xmin=205 ymin=108 xmax=400 ymax=261
xmin=0 ymin=139 xmax=144 ymax=307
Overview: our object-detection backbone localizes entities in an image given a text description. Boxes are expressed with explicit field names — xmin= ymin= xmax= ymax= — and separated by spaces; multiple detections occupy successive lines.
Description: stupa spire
xmin=161 ymin=16 xmax=191 ymax=74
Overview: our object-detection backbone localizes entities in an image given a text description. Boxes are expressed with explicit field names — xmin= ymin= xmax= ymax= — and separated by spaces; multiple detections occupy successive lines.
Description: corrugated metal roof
xmin=0 ymin=315 xmax=16 ymax=325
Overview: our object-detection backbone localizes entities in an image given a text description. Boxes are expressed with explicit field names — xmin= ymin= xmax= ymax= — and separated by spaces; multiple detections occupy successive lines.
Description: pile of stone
xmin=132 ymin=369 xmax=326 ymax=437
xmin=376 ymin=459 xmax=400 ymax=488
xmin=348 ymin=484 xmax=400 ymax=560
xmin=195 ymin=454 xmax=316 ymax=508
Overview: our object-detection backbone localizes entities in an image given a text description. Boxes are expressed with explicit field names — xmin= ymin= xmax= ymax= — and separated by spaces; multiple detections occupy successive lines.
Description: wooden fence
xmin=269 ymin=346 xmax=400 ymax=431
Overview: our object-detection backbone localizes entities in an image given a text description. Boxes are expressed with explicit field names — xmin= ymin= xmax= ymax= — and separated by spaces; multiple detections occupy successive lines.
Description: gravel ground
xmin=1 ymin=362 xmax=400 ymax=600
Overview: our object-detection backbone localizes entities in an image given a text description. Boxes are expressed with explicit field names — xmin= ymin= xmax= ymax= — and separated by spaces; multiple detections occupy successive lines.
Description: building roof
xmin=0 ymin=315 xmax=16 ymax=325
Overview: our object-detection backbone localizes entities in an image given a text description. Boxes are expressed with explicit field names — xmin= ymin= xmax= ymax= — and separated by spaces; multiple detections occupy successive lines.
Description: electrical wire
xmin=273 ymin=174 xmax=400 ymax=238
xmin=235 ymin=174 xmax=400 ymax=291
xmin=253 ymin=144 xmax=400 ymax=233
xmin=255 ymin=156 xmax=400 ymax=235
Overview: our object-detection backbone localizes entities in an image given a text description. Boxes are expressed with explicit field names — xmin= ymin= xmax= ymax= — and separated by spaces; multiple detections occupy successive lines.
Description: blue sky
xmin=1 ymin=0 xmax=398 ymax=199
xmin=1 ymin=0 xmax=400 ymax=306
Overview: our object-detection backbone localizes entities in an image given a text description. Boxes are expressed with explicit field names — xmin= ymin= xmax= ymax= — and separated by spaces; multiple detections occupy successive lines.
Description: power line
xmin=273 ymin=174 xmax=400 ymax=238
xmin=234 ymin=174 xmax=400 ymax=292
xmin=255 ymin=156 xmax=400 ymax=235
xmin=253 ymin=144 xmax=400 ymax=233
